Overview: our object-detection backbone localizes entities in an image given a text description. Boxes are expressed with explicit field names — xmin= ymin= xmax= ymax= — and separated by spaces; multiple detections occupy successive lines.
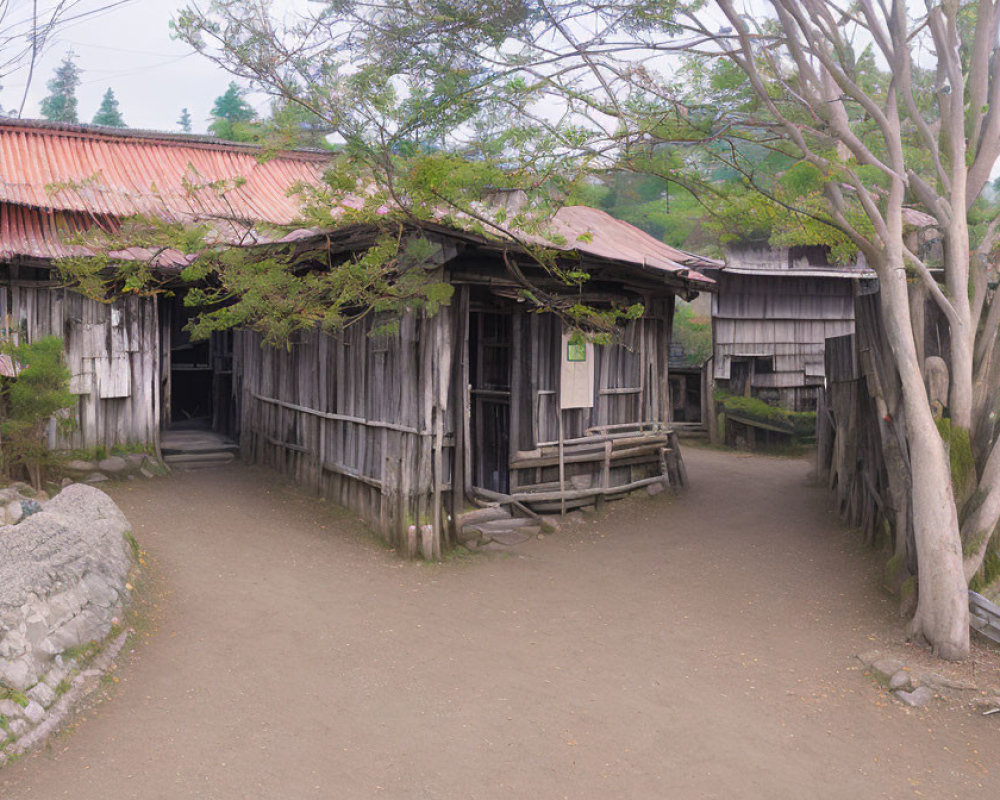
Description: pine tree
xmin=178 ymin=107 xmax=192 ymax=133
xmin=92 ymin=88 xmax=126 ymax=127
xmin=39 ymin=53 xmax=81 ymax=123
xmin=209 ymin=82 xmax=256 ymax=139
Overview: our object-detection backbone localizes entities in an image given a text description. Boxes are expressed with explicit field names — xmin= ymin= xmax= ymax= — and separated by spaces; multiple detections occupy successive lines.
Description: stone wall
xmin=0 ymin=483 xmax=135 ymax=758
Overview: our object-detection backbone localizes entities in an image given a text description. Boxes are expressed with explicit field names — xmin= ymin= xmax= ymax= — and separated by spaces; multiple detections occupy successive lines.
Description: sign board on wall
xmin=560 ymin=332 xmax=594 ymax=409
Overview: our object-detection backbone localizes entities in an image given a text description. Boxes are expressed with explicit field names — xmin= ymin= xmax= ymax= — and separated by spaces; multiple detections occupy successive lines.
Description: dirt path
xmin=2 ymin=448 xmax=999 ymax=799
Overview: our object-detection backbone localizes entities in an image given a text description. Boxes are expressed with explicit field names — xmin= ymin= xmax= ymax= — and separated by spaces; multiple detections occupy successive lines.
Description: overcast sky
xmin=2 ymin=0 xmax=269 ymax=133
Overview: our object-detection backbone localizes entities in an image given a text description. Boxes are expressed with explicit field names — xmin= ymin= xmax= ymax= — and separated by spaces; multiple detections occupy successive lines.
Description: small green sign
xmin=567 ymin=342 xmax=586 ymax=362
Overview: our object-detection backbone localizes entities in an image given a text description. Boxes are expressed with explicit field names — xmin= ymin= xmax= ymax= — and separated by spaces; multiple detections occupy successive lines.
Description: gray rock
xmin=0 ymin=484 xmax=133 ymax=686
xmin=139 ymin=467 xmax=155 ymax=479
xmin=0 ymin=698 xmax=24 ymax=718
xmin=22 ymin=700 xmax=46 ymax=725
xmin=8 ymin=718 xmax=29 ymax=737
xmin=42 ymin=666 xmax=68 ymax=690
xmin=870 ymin=658 xmax=905 ymax=684
xmin=5 ymin=501 xmax=23 ymax=525
xmin=125 ymin=453 xmax=146 ymax=468
xmin=0 ymin=488 xmax=16 ymax=504
xmin=646 ymin=481 xmax=666 ymax=497
xmin=0 ymin=658 xmax=35 ymax=691
xmin=895 ymin=686 xmax=935 ymax=708
xmin=888 ymin=669 xmax=912 ymax=691
xmin=97 ymin=456 xmax=128 ymax=474
xmin=62 ymin=460 xmax=96 ymax=474
xmin=84 ymin=472 xmax=109 ymax=483
xmin=856 ymin=650 xmax=882 ymax=668
xmin=27 ymin=682 xmax=56 ymax=709
xmin=566 ymin=511 xmax=586 ymax=524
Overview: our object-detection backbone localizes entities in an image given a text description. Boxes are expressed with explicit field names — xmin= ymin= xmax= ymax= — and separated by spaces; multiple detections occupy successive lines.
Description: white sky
xmin=2 ymin=0 xmax=271 ymax=133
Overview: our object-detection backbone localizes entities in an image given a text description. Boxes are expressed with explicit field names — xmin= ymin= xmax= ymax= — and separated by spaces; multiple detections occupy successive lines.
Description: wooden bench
xmin=969 ymin=591 xmax=1000 ymax=645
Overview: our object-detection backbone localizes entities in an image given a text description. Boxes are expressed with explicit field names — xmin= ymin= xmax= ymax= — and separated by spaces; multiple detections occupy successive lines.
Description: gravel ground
xmin=2 ymin=447 xmax=999 ymax=800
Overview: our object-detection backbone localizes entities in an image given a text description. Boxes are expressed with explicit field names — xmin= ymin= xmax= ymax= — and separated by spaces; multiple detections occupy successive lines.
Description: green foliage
xmin=567 ymin=171 xmax=710 ymax=251
xmin=0 ymin=685 xmax=29 ymax=708
xmin=209 ymin=82 xmax=257 ymax=140
xmin=39 ymin=53 xmax=81 ymax=123
xmin=716 ymin=390 xmax=816 ymax=438
xmin=92 ymin=88 xmax=126 ymax=127
xmin=671 ymin=301 xmax=712 ymax=365
xmin=0 ymin=337 xmax=75 ymax=487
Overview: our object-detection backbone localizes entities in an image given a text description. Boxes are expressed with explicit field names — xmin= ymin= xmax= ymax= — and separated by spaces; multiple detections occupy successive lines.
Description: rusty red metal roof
xmin=541 ymin=206 xmax=719 ymax=282
xmin=0 ymin=118 xmax=327 ymax=225
xmin=0 ymin=202 xmax=98 ymax=260
xmin=0 ymin=119 xmax=714 ymax=291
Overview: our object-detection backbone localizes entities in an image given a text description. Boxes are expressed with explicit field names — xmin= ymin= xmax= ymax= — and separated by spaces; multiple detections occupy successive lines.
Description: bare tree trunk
xmin=962 ymin=441 xmax=1000 ymax=582
xmin=945 ymin=222 xmax=975 ymax=433
xmin=880 ymin=264 xmax=970 ymax=659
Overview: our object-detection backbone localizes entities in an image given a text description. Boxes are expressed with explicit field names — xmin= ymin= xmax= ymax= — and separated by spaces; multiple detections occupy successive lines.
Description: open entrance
xmin=159 ymin=294 xmax=239 ymax=467
xmin=469 ymin=309 xmax=512 ymax=494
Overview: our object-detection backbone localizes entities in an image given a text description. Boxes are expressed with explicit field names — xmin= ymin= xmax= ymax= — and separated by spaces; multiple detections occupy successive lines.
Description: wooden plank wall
xmin=3 ymin=283 xmax=159 ymax=450
xmin=233 ymin=306 xmax=456 ymax=553
xmin=522 ymin=298 xmax=673 ymax=446
xmin=713 ymin=273 xmax=856 ymax=409
xmin=818 ymin=288 xmax=918 ymax=591
xmin=508 ymin=297 xmax=674 ymax=496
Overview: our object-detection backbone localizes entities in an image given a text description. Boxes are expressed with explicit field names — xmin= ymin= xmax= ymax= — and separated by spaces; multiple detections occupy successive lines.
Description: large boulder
xmin=0 ymin=484 xmax=134 ymax=690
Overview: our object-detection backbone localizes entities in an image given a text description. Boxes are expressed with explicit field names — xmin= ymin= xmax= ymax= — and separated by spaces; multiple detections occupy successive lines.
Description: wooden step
xmin=163 ymin=451 xmax=236 ymax=470
xmin=455 ymin=506 xmax=511 ymax=529
xmin=466 ymin=518 xmax=538 ymax=534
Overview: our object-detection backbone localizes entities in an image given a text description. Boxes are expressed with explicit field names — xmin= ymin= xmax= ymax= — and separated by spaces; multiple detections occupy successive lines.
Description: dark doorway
xmin=470 ymin=310 xmax=512 ymax=494
xmin=160 ymin=295 xmax=237 ymax=439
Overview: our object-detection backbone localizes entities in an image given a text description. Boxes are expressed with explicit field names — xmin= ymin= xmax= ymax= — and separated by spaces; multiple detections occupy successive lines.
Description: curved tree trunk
xmin=880 ymin=260 xmax=970 ymax=660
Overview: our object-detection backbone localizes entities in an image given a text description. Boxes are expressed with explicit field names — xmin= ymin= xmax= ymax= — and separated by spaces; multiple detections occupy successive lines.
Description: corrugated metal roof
xmin=0 ymin=120 xmax=715 ymax=291
xmin=0 ymin=203 xmax=98 ymax=260
xmin=540 ymin=206 xmax=721 ymax=277
xmin=0 ymin=118 xmax=327 ymax=224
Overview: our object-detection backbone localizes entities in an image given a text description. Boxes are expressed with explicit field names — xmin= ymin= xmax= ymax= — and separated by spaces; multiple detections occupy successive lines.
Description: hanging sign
xmin=560 ymin=332 xmax=594 ymax=409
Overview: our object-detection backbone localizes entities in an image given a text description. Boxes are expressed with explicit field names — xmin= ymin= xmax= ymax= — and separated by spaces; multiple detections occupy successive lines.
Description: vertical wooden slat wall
xmin=233 ymin=305 xmax=458 ymax=554
xmin=4 ymin=284 xmax=159 ymax=451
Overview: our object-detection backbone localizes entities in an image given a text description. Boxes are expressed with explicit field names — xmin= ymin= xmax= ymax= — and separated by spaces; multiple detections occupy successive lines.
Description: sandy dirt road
xmin=2 ymin=447 xmax=999 ymax=799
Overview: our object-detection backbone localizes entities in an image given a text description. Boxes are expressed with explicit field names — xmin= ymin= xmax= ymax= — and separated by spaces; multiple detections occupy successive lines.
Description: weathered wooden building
xmin=701 ymin=244 xmax=872 ymax=412
xmin=228 ymin=208 xmax=716 ymax=554
xmin=1 ymin=119 xmax=717 ymax=555
xmin=0 ymin=118 xmax=326 ymax=451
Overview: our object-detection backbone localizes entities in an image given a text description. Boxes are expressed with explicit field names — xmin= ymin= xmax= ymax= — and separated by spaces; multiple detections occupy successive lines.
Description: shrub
xmin=0 ymin=336 xmax=76 ymax=488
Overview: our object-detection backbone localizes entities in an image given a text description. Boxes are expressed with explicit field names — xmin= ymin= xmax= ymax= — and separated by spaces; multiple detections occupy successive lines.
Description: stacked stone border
xmin=0 ymin=482 xmax=139 ymax=765
xmin=858 ymin=649 xmax=1000 ymax=712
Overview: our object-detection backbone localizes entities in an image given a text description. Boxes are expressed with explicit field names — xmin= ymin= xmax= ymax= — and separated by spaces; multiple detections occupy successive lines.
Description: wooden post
xmin=558 ymin=409 xmax=566 ymax=516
